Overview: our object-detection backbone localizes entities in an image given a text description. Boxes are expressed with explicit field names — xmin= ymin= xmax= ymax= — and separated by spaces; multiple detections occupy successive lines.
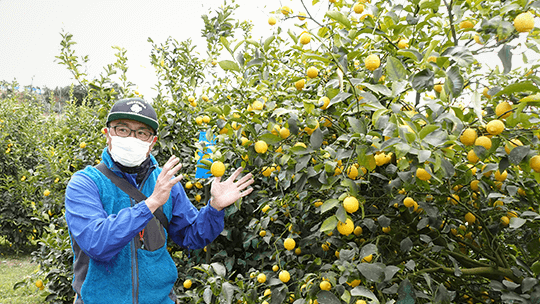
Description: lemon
xmin=467 ymin=150 xmax=479 ymax=163
xmin=284 ymin=237 xmax=296 ymax=250
xmin=320 ymin=96 xmax=330 ymax=110
xmin=195 ymin=116 xmax=203 ymax=125
xmin=427 ymin=56 xmax=437 ymax=63
xmin=343 ymin=196 xmax=359 ymax=213
xmin=416 ymin=168 xmax=431 ymax=181
xmin=362 ymin=254 xmax=373 ymax=262
xmin=459 ymin=20 xmax=475 ymax=29
xmin=299 ymin=33 xmax=311 ymax=45
xmin=295 ymin=79 xmax=306 ymax=90
xmin=252 ymin=100 xmax=264 ymax=110
xmin=353 ymin=3 xmax=365 ymax=14
xmin=365 ymin=54 xmax=381 ymax=71
xmin=505 ymin=138 xmax=523 ymax=154
xmin=272 ymin=265 xmax=279 ymax=272
xmin=80 ymin=142 xmax=87 ymax=149
xmin=530 ymin=155 xmax=540 ymax=173
xmin=280 ymin=6 xmax=292 ymax=15
xmin=210 ymin=161 xmax=225 ymax=177
xmin=257 ymin=273 xmax=267 ymax=283
xmin=347 ymin=166 xmax=359 ymax=180
xmin=460 ymin=128 xmax=477 ymax=146
xmin=307 ymin=66 xmax=319 ymax=78
xmin=354 ymin=226 xmax=363 ymax=236
xmin=474 ymin=34 xmax=483 ymax=44
xmin=183 ymin=279 xmax=192 ymax=289
xmin=403 ymin=197 xmax=416 ymax=208
xmin=320 ymin=281 xmax=331 ymax=291
xmin=500 ymin=216 xmax=510 ymax=226
xmin=268 ymin=16 xmax=277 ymax=25
xmin=475 ymin=136 xmax=492 ymax=150
xmin=185 ymin=181 xmax=193 ymax=189
xmin=486 ymin=119 xmax=504 ymax=135
xmin=470 ymin=180 xmax=480 ymax=192
xmin=397 ymin=38 xmax=409 ymax=49
xmin=202 ymin=115 xmax=210 ymax=123
xmin=495 ymin=101 xmax=512 ymax=119
xmin=254 ymin=140 xmax=268 ymax=153
xmin=195 ymin=194 xmax=201 ymax=202
xmin=434 ymin=84 xmax=443 ymax=93
xmin=298 ymin=12 xmax=307 ymax=21
xmin=259 ymin=230 xmax=266 ymax=237
xmin=279 ymin=270 xmax=291 ymax=283
xmin=514 ymin=12 xmax=535 ymax=33
xmin=465 ymin=212 xmax=476 ymax=225
xmin=35 ymin=279 xmax=44 ymax=289
xmin=44 ymin=189 xmax=51 ymax=196
xmin=382 ymin=226 xmax=391 ymax=233
xmin=494 ymin=170 xmax=507 ymax=182
xmin=337 ymin=218 xmax=354 ymax=235
xmin=482 ymin=87 xmax=492 ymax=99
xmin=279 ymin=128 xmax=290 ymax=139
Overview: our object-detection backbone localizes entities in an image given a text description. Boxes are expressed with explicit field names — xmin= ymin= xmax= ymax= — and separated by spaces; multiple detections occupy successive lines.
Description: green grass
xmin=0 ymin=254 xmax=46 ymax=304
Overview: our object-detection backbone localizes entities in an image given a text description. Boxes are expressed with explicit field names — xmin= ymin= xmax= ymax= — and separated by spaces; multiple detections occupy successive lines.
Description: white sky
xmin=0 ymin=0 xmax=536 ymax=99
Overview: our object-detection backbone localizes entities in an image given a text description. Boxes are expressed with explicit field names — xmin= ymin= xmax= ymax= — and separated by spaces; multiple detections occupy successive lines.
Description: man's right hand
xmin=145 ymin=155 xmax=183 ymax=213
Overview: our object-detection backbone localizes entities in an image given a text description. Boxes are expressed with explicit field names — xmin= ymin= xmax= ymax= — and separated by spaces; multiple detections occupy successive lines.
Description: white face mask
xmin=109 ymin=136 xmax=152 ymax=167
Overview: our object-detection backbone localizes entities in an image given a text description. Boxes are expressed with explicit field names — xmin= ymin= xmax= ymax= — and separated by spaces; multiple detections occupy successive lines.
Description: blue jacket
xmin=65 ymin=148 xmax=224 ymax=304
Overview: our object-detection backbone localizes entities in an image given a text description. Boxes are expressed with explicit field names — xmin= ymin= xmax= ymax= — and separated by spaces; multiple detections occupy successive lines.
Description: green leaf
xmin=310 ymin=127 xmax=323 ymax=149
xmin=246 ymin=58 xmax=264 ymax=68
xmin=494 ymin=81 xmax=540 ymax=97
xmin=219 ymin=60 xmax=240 ymax=72
xmin=509 ymin=217 xmax=527 ymax=229
xmin=498 ymin=44 xmax=514 ymax=74
xmin=446 ymin=65 xmax=464 ymax=96
xmin=418 ymin=125 xmax=439 ymax=139
xmin=320 ymin=215 xmax=338 ymax=232
xmin=321 ymin=199 xmax=339 ymax=213
xmin=325 ymin=11 xmax=351 ymax=29
xmin=263 ymin=36 xmax=275 ymax=52
xmin=351 ymin=286 xmax=380 ymax=303
xmin=397 ymin=278 xmax=416 ymax=304
xmin=220 ymin=37 xmax=232 ymax=55
xmin=386 ymin=56 xmax=408 ymax=81
xmin=433 ymin=283 xmax=452 ymax=304
xmin=357 ymin=263 xmax=385 ymax=283
xmin=410 ymin=69 xmax=434 ymax=92
xmin=397 ymin=49 xmax=423 ymax=62
xmin=509 ymin=145 xmax=530 ymax=165
xmin=317 ymin=290 xmax=341 ymax=304
xmin=259 ymin=133 xmax=282 ymax=145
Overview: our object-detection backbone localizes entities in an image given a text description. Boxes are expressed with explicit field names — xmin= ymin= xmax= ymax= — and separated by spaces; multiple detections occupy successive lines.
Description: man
xmin=65 ymin=98 xmax=254 ymax=304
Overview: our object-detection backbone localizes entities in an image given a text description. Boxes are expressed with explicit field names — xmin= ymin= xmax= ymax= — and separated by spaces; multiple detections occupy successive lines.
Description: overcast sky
xmin=0 ymin=0 xmax=307 ymax=97
xmin=0 ymin=0 xmax=535 ymax=99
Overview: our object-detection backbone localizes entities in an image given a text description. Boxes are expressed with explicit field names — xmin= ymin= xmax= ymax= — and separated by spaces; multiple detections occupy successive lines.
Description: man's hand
xmin=146 ymin=156 xmax=183 ymax=213
xmin=210 ymin=167 xmax=254 ymax=211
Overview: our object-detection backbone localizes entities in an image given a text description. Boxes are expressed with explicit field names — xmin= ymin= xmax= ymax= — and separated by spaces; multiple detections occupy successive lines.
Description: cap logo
xmin=130 ymin=104 xmax=143 ymax=113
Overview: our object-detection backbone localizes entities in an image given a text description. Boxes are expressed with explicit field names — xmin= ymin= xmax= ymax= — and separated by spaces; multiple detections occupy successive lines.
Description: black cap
xmin=107 ymin=98 xmax=158 ymax=132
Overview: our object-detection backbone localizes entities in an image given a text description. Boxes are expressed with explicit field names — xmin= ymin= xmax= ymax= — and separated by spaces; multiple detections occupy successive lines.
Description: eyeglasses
xmin=110 ymin=125 xmax=154 ymax=141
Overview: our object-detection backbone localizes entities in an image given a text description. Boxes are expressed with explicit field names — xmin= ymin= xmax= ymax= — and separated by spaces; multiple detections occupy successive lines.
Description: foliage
xmin=3 ymin=0 xmax=540 ymax=303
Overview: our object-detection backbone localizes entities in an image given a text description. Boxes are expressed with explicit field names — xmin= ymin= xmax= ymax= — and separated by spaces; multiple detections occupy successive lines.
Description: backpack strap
xmin=95 ymin=162 xmax=169 ymax=230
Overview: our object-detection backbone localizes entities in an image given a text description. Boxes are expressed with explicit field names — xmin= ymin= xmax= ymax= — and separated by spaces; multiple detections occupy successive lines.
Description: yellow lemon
xmin=298 ymin=12 xmax=307 ymax=21
xmin=299 ymin=33 xmax=311 ymax=45
xmin=505 ymin=138 xmax=523 ymax=154
xmin=259 ymin=230 xmax=266 ymax=237
xmin=307 ymin=66 xmax=319 ymax=78
xmin=459 ymin=20 xmax=475 ymax=29
xmin=494 ymin=170 xmax=507 ymax=182
xmin=354 ymin=226 xmax=363 ymax=236
xmin=353 ymin=3 xmax=365 ymax=14
xmin=382 ymin=226 xmax=391 ymax=233
xmin=343 ymin=196 xmax=359 ymax=213
xmin=347 ymin=166 xmax=359 ymax=180
xmin=280 ymin=6 xmax=292 ymax=15
xmin=470 ymin=180 xmax=480 ymax=192
xmin=44 ymin=190 xmax=51 ymax=196
xmin=279 ymin=270 xmax=291 ymax=283
xmin=514 ymin=12 xmax=535 ymax=32
xmin=475 ymin=136 xmax=492 ymax=150
xmin=403 ymin=197 xmax=416 ymax=208
xmin=486 ymin=120 xmax=504 ymax=135
xmin=482 ymin=87 xmax=492 ymax=99
xmin=254 ymin=140 xmax=268 ymax=153
xmin=365 ymin=54 xmax=381 ymax=71
xmin=210 ymin=161 xmax=225 ymax=177
xmin=397 ymin=38 xmax=409 ymax=49
xmin=35 ymin=279 xmax=44 ymax=289
xmin=416 ymin=168 xmax=431 ymax=181
xmin=434 ymin=84 xmax=443 ymax=93
xmin=257 ymin=273 xmax=267 ymax=283
xmin=337 ymin=218 xmax=354 ymax=235
xmin=320 ymin=96 xmax=330 ymax=110
xmin=465 ymin=212 xmax=476 ymax=225
xmin=80 ymin=142 xmax=87 ymax=149
xmin=183 ymin=279 xmax=192 ymax=289
xmin=460 ymin=128 xmax=477 ymax=146
xmin=195 ymin=116 xmax=203 ymax=125
xmin=185 ymin=181 xmax=193 ymax=189
xmin=284 ymin=238 xmax=296 ymax=250
xmin=530 ymin=155 xmax=540 ymax=172
xmin=268 ymin=16 xmax=277 ymax=25
xmin=495 ymin=101 xmax=512 ymax=119
xmin=279 ymin=128 xmax=290 ymax=139
xmin=320 ymin=281 xmax=331 ymax=291
xmin=362 ymin=254 xmax=373 ymax=263
xmin=295 ymin=79 xmax=306 ymax=90
xmin=467 ymin=150 xmax=479 ymax=163
xmin=500 ymin=216 xmax=510 ymax=226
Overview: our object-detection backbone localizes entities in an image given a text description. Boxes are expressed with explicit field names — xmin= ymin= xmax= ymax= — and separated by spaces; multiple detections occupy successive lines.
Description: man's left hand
xmin=210 ymin=167 xmax=254 ymax=211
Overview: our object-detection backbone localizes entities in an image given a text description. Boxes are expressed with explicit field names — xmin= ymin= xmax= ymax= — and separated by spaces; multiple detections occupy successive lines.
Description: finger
xmin=227 ymin=167 xmax=244 ymax=182
xmin=236 ymin=173 xmax=253 ymax=185
xmin=163 ymin=156 xmax=179 ymax=171
xmin=171 ymin=174 xmax=183 ymax=184
xmin=236 ymin=177 xmax=254 ymax=191
xmin=240 ymin=187 xmax=254 ymax=197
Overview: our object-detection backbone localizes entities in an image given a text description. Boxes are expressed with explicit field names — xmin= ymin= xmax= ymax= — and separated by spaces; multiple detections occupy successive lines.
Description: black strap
xmin=96 ymin=162 xmax=169 ymax=230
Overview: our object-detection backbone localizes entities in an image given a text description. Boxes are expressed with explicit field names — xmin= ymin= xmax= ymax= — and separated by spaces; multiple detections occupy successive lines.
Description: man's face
xmin=106 ymin=119 xmax=157 ymax=157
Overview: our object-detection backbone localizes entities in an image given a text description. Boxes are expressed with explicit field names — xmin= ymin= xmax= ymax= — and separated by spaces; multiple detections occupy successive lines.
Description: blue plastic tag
xmin=195 ymin=131 xmax=215 ymax=179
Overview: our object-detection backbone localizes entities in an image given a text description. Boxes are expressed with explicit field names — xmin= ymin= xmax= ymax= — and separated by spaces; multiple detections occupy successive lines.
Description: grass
xmin=0 ymin=254 xmax=46 ymax=304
